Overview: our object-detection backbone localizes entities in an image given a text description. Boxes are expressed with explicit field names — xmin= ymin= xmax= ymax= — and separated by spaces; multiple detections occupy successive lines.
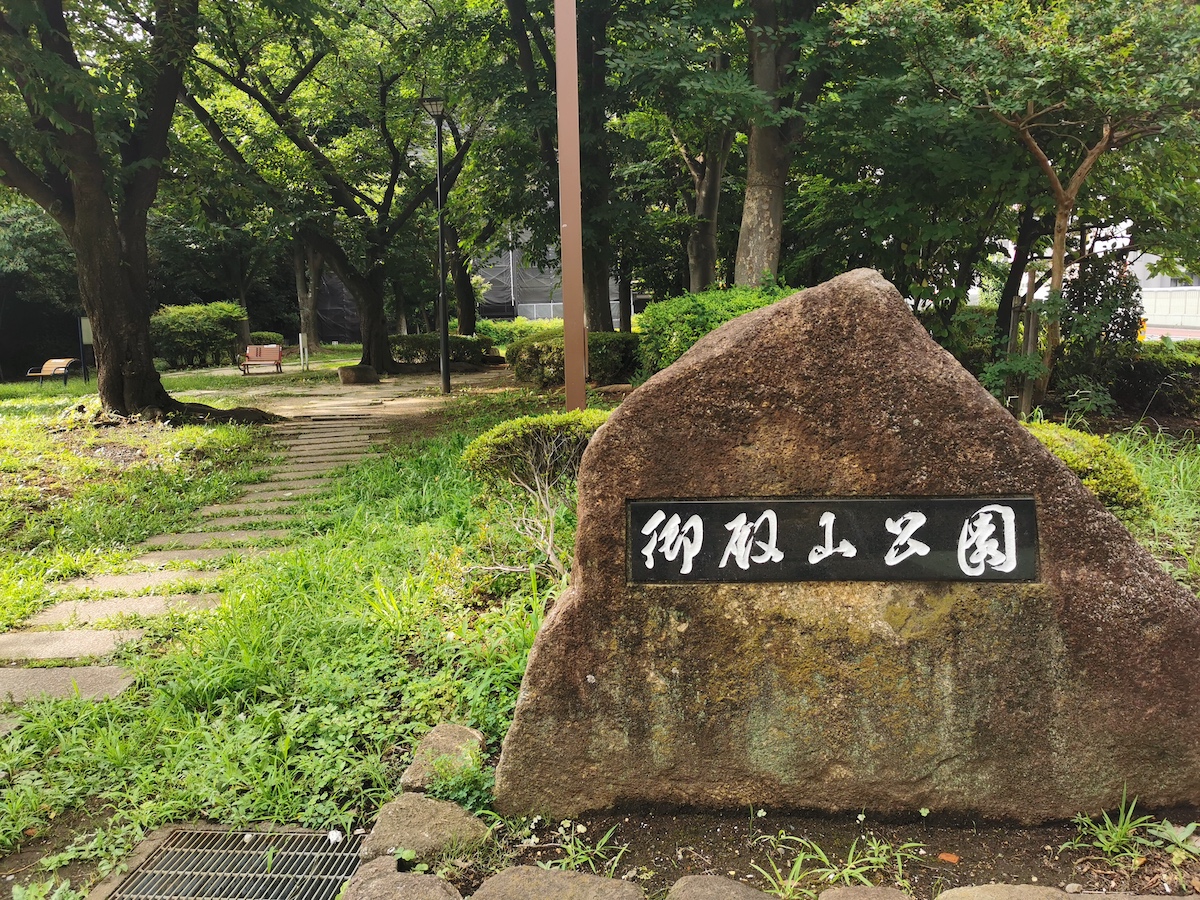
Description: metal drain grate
xmin=109 ymin=830 xmax=362 ymax=900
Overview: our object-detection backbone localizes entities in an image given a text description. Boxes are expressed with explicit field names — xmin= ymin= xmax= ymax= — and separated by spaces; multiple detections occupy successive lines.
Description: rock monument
xmin=494 ymin=269 xmax=1200 ymax=823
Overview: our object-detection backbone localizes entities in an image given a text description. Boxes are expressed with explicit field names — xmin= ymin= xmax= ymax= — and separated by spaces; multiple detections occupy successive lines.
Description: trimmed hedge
xmin=390 ymin=334 xmax=492 ymax=365
xmin=250 ymin=331 xmax=286 ymax=346
xmin=150 ymin=301 xmax=247 ymax=369
xmin=507 ymin=329 xmax=640 ymax=387
xmin=1111 ymin=342 xmax=1200 ymax=417
xmin=1025 ymin=422 xmax=1150 ymax=517
xmin=474 ymin=317 xmax=562 ymax=348
xmin=462 ymin=408 xmax=612 ymax=490
xmin=636 ymin=285 xmax=784 ymax=377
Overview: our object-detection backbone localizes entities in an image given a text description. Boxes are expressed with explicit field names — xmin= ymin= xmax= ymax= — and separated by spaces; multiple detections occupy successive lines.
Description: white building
xmin=1130 ymin=255 xmax=1200 ymax=339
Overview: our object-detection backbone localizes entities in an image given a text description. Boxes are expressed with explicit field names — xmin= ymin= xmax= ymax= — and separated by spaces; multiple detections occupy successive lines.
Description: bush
xmin=1110 ymin=341 xmax=1200 ymax=417
xmin=150 ymin=301 xmax=247 ymax=369
xmin=250 ymin=331 xmax=286 ymax=346
xmin=588 ymin=332 xmax=641 ymax=385
xmin=1025 ymin=421 xmax=1150 ymax=517
xmin=462 ymin=408 xmax=611 ymax=492
xmin=636 ymin=285 xmax=784 ymax=377
xmin=390 ymin=334 xmax=491 ymax=365
xmin=474 ymin=317 xmax=562 ymax=348
xmin=928 ymin=302 xmax=998 ymax=377
xmin=506 ymin=329 xmax=640 ymax=387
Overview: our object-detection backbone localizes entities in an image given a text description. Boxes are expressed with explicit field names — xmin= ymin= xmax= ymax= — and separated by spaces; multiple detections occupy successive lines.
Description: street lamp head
xmin=420 ymin=96 xmax=446 ymax=119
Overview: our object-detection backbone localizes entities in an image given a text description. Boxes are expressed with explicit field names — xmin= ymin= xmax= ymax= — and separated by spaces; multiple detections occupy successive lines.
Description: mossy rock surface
xmin=1024 ymin=422 xmax=1149 ymax=517
xmin=495 ymin=269 xmax=1200 ymax=823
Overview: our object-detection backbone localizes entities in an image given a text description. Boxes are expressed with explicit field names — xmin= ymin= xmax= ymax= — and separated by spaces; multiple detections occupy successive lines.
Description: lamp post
xmin=421 ymin=96 xmax=451 ymax=395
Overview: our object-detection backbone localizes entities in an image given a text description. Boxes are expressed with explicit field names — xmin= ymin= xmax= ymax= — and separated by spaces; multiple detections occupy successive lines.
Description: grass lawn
xmin=0 ymin=375 xmax=577 ymax=897
xmin=2 ymin=373 xmax=1199 ymax=899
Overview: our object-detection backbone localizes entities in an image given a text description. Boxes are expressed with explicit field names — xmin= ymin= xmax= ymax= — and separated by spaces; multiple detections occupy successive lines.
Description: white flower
xmin=756 ymin=809 xmax=766 ymax=818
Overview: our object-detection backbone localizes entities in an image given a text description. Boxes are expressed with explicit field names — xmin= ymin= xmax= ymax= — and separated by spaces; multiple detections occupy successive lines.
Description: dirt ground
xmin=492 ymin=806 xmax=1200 ymax=899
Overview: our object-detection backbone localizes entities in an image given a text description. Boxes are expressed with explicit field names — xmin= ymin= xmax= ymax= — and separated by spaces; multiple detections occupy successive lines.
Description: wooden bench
xmin=27 ymin=358 xmax=80 ymax=385
xmin=240 ymin=344 xmax=283 ymax=375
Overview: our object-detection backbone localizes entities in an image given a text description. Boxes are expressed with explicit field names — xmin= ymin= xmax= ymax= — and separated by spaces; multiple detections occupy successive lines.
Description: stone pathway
xmin=0 ymin=413 xmax=389 ymax=732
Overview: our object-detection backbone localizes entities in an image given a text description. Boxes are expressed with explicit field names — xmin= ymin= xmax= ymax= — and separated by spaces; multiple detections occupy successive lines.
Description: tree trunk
xmin=447 ymin=226 xmax=477 ymax=335
xmin=72 ymin=177 xmax=172 ymax=415
xmin=688 ymin=129 xmax=735 ymax=292
xmin=617 ymin=254 xmax=633 ymax=333
xmin=993 ymin=207 xmax=1040 ymax=355
xmin=579 ymin=0 xmax=615 ymax=332
xmin=294 ymin=239 xmax=323 ymax=351
xmin=735 ymin=122 xmax=790 ymax=286
xmin=734 ymin=0 xmax=818 ymax=287
xmin=358 ymin=294 xmax=395 ymax=373
xmin=1033 ymin=203 xmax=1072 ymax=400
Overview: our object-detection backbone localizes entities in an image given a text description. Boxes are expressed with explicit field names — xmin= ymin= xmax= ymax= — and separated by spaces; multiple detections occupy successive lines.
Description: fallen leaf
xmin=1190 ymin=878 xmax=1200 ymax=893
xmin=23 ymin=828 xmax=36 ymax=837
xmin=938 ymin=853 xmax=960 ymax=864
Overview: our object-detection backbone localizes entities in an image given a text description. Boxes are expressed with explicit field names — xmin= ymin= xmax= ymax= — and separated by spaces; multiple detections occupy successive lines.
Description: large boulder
xmin=494 ymin=269 xmax=1200 ymax=822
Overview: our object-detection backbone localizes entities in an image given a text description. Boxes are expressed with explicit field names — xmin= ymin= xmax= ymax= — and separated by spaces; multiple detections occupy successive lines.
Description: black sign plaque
xmin=628 ymin=497 xmax=1038 ymax=583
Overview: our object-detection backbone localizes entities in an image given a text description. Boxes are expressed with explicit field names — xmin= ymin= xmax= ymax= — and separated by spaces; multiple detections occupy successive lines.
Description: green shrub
xmin=250 ymin=331 xmax=286 ymax=346
xmin=150 ymin=301 xmax=247 ymax=369
xmin=636 ymin=285 xmax=784 ymax=377
xmin=390 ymin=334 xmax=491 ymax=365
xmin=474 ymin=317 xmax=562 ymax=348
xmin=1026 ymin=421 xmax=1151 ymax=517
xmin=462 ymin=408 xmax=611 ymax=492
xmin=423 ymin=749 xmax=495 ymax=814
xmin=506 ymin=330 xmax=640 ymax=387
xmin=1110 ymin=341 xmax=1200 ymax=417
xmin=926 ymin=302 xmax=998 ymax=377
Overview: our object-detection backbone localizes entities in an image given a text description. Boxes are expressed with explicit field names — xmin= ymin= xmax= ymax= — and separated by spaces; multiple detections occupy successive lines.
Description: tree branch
xmin=0 ymin=139 xmax=72 ymax=228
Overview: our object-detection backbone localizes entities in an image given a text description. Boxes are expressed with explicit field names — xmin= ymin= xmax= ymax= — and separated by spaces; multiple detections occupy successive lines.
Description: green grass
xmin=1106 ymin=428 xmax=1200 ymax=587
xmin=0 ymin=395 xmax=272 ymax=628
xmin=0 ymin=387 xmax=562 ymax=884
xmin=4 ymin=382 xmax=1199 ymax=893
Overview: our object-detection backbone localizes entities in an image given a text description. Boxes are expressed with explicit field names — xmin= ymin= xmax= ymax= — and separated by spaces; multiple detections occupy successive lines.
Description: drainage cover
xmin=108 ymin=829 xmax=362 ymax=900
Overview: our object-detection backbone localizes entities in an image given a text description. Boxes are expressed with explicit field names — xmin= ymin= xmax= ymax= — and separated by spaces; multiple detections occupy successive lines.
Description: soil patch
xmin=0 ymin=803 xmax=111 ymax=900
xmin=480 ymin=808 xmax=1200 ymax=900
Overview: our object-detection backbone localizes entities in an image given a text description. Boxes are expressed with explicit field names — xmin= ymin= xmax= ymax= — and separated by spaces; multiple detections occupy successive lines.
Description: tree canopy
xmin=3 ymin=0 xmax=1200 ymax=414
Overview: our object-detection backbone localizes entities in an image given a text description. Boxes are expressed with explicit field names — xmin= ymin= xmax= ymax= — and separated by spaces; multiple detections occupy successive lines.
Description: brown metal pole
xmin=555 ymin=0 xmax=588 ymax=411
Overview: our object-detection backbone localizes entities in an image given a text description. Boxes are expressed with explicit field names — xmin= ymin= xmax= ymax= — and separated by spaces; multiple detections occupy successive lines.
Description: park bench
xmin=240 ymin=344 xmax=283 ymax=375
xmin=26 ymin=358 xmax=80 ymax=385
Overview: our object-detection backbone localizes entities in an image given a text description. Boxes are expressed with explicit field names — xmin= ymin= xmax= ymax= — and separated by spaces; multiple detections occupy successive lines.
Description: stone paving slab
xmin=55 ymin=569 xmax=221 ymax=594
xmin=247 ymin=478 xmax=328 ymax=492
xmin=202 ymin=500 xmax=299 ymax=516
xmin=238 ymin=486 xmax=324 ymax=502
xmin=277 ymin=439 xmax=373 ymax=449
xmin=141 ymin=529 xmax=292 ymax=548
xmin=202 ymin=515 xmax=294 ymax=528
xmin=276 ymin=429 xmax=371 ymax=439
xmin=0 ymin=666 xmax=134 ymax=702
xmin=132 ymin=548 xmax=237 ymax=565
xmin=275 ymin=450 xmax=371 ymax=463
xmin=30 ymin=594 xmax=220 ymax=626
xmin=0 ymin=629 xmax=143 ymax=660
xmin=272 ymin=462 xmax=361 ymax=476
xmin=284 ymin=449 xmax=374 ymax=461
xmin=265 ymin=471 xmax=327 ymax=483
xmin=273 ymin=429 xmax=370 ymax=440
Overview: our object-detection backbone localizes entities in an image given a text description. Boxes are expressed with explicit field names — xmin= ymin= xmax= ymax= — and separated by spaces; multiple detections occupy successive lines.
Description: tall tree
xmin=184 ymin=0 xmax=475 ymax=373
xmin=609 ymin=0 xmax=758 ymax=292
xmin=733 ymin=0 xmax=828 ymax=286
xmin=852 ymin=0 xmax=1200 ymax=410
xmin=0 ymin=0 xmax=198 ymax=415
